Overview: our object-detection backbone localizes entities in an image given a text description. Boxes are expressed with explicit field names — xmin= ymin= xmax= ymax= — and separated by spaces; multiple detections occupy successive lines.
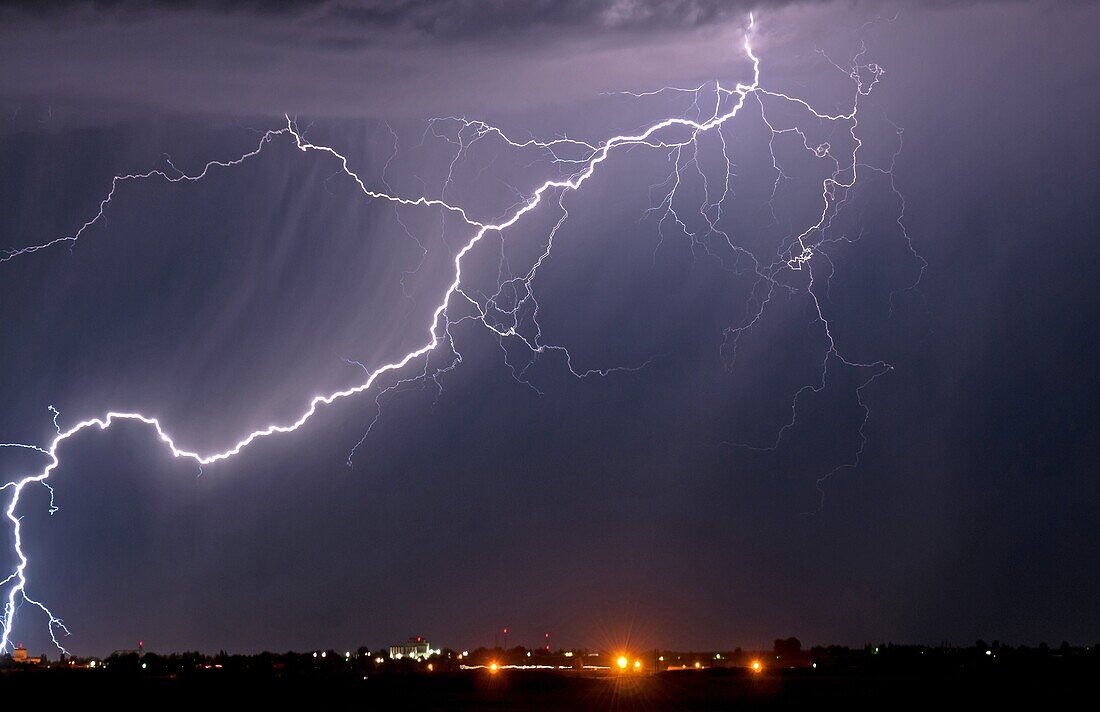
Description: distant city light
xmin=16 ymin=638 xmax=1034 ymax=687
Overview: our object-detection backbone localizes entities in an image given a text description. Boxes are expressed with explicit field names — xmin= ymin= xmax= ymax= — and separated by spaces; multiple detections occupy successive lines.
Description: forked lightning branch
xmin=1 ymin=15 xmax=918 ymax=653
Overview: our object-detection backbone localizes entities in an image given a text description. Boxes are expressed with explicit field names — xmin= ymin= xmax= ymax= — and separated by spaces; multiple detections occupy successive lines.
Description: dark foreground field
xmin=1 ymin=665 xmax=1092 ymax=709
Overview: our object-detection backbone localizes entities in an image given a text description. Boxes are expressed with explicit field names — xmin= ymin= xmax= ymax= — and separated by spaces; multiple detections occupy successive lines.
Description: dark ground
xmin=1 ymin=664 xmax=1093 ymax=709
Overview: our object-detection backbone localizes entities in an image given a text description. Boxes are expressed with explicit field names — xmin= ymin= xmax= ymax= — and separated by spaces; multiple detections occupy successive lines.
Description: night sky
xmin=1 ymin=1 xmax=1098 ymax=656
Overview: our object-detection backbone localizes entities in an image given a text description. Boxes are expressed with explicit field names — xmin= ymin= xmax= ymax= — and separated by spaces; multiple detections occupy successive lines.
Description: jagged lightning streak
xmin=1 ymin=14 xmax=916 ymax=651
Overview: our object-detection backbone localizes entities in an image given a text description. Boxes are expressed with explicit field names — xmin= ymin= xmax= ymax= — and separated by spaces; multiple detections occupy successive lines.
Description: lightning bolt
xmin=0 ymin=13 xmax=921 ymax=653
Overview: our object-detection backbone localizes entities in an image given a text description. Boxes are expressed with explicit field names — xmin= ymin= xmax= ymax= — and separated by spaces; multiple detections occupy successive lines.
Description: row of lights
xmin=307 ymin=649 xmax=766 ymax=675
xmin=82 ymin=654 xmax=765 ymax=675
xmin=489 ymin=657 xmax=768 ymax=673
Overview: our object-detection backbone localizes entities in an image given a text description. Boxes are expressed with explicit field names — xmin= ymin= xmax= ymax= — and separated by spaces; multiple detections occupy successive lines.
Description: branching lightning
xmin=0 ymin=14 xmax=921 ymax=653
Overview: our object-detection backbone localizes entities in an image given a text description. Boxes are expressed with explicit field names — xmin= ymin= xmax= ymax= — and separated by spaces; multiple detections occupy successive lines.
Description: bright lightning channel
xmin=0 ymin=14 xmax=916 ymax=653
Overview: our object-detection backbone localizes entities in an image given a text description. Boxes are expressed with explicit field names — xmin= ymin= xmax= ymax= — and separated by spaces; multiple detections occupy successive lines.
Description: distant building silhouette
xmin=110 ymin=640 xmax=146 ymax=658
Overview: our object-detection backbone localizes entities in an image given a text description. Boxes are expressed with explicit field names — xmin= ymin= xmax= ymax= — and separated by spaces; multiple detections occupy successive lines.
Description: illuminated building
xmin=11 ymin=644 xmax=42 ymax=665
xmin=388 ymin=636 xmax=439 ymax=661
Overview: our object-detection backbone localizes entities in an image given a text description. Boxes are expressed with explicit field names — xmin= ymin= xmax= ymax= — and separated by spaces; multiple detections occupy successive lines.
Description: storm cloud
xmin=1 ymin=0 xmax=1098 ymax=656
